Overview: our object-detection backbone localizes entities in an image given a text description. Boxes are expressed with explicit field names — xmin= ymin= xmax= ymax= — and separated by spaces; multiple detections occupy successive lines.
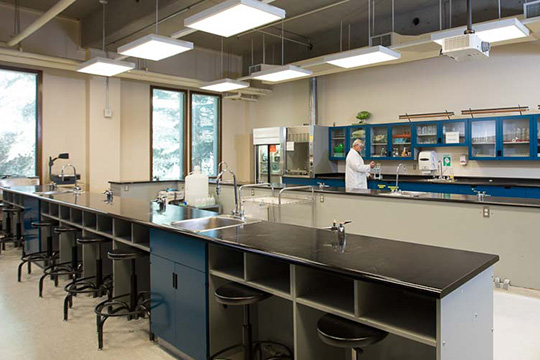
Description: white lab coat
xmin=345 ymin=149 xmax=371 ymax=190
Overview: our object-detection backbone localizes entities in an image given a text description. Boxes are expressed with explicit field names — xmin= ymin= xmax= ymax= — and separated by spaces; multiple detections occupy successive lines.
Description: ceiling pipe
xmin=464 ymin=0 xmax=474 ymax=34
xmin=7 ymin=0 xmax=77 ymax=47
xmin=309 ymin=77 xmax=318 ymax=126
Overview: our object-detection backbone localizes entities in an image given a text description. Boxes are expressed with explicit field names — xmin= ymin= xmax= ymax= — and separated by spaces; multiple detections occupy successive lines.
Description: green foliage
xmin=191 ymin=94 xmax=219 ymax=176
xmin=356 ymin=111 xmax=371 ymax=123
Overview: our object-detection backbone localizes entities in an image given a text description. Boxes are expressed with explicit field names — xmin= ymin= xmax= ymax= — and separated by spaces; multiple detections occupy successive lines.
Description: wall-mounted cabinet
xmin=330 ymin=115 xmax=540 ymax=162
xmin=329 ymin=127 xmax=348 ymax=160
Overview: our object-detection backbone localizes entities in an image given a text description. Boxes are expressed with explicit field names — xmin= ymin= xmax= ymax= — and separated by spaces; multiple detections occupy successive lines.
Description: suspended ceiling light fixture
xmin=201 ymin=78 xmax=249 ymax=92
xmin=431 ymin=18 xmax=530 ymax=45
xmin=77 ymin=0 xmax=134 ymax=76
xmin=118 ymin=0 xmax=193 ymax=60
xmin=251 ymin=20 xmax=312 ymax=82
xmin=324 ymin=45 xmax=401 ymax=69
xmin=184 ymin=0 xmax=286 ymax=38
xmin=252 ymin=64 xmax=312 ymax=82
xmin=201 ymin=39 xmax=249 ymax=92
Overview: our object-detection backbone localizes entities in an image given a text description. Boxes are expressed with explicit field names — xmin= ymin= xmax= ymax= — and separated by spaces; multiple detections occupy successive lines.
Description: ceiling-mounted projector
xmin=442 ymin=34 xmax=491 ymax=62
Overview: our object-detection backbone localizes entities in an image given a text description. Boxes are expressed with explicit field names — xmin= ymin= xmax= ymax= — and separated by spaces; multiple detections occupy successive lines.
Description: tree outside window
xmin=152 ymin=88 xmax=185 ymax=180
xmin=191 ymin=94 xmax=220 ymax=177
xmin=0 ymin=68 xmax=39 ymax=177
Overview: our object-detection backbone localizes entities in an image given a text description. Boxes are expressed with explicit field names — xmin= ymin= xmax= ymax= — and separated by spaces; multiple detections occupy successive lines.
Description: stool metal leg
xmin=243 ymin=305 xmax=252 ymax=360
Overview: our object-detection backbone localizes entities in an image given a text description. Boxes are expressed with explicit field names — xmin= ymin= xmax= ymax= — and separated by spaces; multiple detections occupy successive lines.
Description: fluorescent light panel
xmin=201 ymin=78 xmax=249 ymax=92
xmin=76 ymin=57 xmax=135 ymax=77
xmin=118 ymin=34 xmax=193 ymax=61
xmin=185 ymin=0 xmax=286 ymax=37
xmin=324 ymin=45 xmax=401 ymax=69
xmin=252 ymin=65 xmax=312 ymax=82
xmin=431 ymin=18 xmax=529 ymax=45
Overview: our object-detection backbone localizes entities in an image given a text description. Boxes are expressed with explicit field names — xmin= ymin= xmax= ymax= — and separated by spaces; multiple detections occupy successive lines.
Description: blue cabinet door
xmin=24 ymin=197 xmax=40 ymax=253
xmin=150 ymin=254 xmax=176 ymax=346
xmin=329 ymin=127 xmax=349 ymax=160
xmin=175 ymin=263 xmax=208 ymax=360
xmin=150 ymin=229 xmax=207 ymax=272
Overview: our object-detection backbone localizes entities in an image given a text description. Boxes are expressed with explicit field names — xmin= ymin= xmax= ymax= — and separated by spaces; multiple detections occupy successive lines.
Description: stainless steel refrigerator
xmin=253 ymin=127 xmax=285 ymax=184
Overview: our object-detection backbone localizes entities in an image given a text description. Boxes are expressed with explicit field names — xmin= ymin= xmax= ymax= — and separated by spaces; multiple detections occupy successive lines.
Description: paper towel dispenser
xmin=418 ymin=151 xmax=438 ymax=173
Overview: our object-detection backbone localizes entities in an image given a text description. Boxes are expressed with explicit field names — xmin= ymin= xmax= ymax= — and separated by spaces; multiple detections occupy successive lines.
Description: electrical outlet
xmin=104 ymin=108 xmax=113 ymax=118
xmin=320 ymin=194 xmax=324 ymax=203
xmin=124 ymin=185 xmax=129 ymax=192
xmin=251 ymin=189 xmax=255 ymax=196
xmin=483 ymin=206 xmax=490 ymax=218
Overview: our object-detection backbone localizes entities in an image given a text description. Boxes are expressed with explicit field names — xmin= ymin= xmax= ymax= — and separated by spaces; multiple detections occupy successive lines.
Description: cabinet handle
xmin=172 ymin=273 xmax=178 ymax=289
xmin=497 ymin=150 xmax=501 ymax=157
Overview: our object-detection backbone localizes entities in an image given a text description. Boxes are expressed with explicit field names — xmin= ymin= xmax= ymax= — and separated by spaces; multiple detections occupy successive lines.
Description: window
xmin=0 ymin=67 xmax=41 ymax=178
xmin=151 ymin=87 xmax=186 ymax=180
xmin=190 ymin=93 xmax=221 ymax=177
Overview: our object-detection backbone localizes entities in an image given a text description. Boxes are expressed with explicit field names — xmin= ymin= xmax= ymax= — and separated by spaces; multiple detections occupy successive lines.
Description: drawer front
xmin=150 ymin=228 xmax=207 ymax=272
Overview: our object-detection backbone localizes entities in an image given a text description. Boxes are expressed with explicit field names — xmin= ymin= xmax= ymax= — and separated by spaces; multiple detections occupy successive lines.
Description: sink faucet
xmin=60 ymin=164 xmax=81 ymax=191
xmin=216 ymin=163 xmax=242 ymax=219
xmin=394 ymin=163 xmax=406 ymax=193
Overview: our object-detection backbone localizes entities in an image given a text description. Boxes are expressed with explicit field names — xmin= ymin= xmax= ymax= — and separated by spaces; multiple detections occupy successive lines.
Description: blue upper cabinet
xmin=415 ymin=122 xmax=440 ymax=147
xmin=469 ymin=118 xmax=499 ymax=160
xmin=389 ymin=123 xmax=415 ymax=160
xmin=500 ymin=116 xmax=533 ymax=160
xmin=469 ymin=116 xmax=534 ymax=160
xmin=349 ymin=126 xmax=368 ymax=158
xmin=329 ymin=126 xmax=349 ymax=160
xmin=440 ymin=119 xmax=468 ymax=147
xmin=369 ymin=125 xmax=391 ymax=160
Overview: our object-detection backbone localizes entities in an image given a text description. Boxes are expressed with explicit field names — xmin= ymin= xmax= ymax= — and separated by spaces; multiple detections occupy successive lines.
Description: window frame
xmin=150 ymin=85 xmax=188 ymax=180
xmin=189 ymin=90 xmax=222 ymax=178
xmin=0 ymin=65 xmax=42 ymax=182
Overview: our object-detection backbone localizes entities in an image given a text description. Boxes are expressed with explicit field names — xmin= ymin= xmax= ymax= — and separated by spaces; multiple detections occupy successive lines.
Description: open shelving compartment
xmin=96 ymin=214 xmax=113 ymax=238
xmin=294 ymin=265 xmax=355 ymax=318
xmin=49 ymin=202 xmax=59 ymax=218
xmin=208 ymin=244 xmax=245 ymax=282
xmin=131 ymin=222 xmax=150 ymax=251
xmin=113 ymin=218 xmax=132 ymax=244
xmin=41 ymin=201 xmax=50 ymax=216
xmin=83 ymin=211 xmax=97 ymax=230
xmin=245 ymin=253 xmax=291 ymax=299
xmin=355 ymin=280 xmax=436 ymax=347
xmin=59 ymin=205 xmax=70 ymax=222
xmin=70 ymin=207 xmax=83 ymax=226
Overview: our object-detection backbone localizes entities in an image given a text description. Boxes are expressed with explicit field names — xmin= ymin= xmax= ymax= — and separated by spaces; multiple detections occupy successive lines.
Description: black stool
xmin=317 ymin=314 xmax=388 ymax=359
xmin=211 ymin=282 xmax=293 ymax=360
xmin=63 ymin=236 xmax=113 ymax=321
xmin=94 ymin=248 xmax=153 ymax=350
xmin=38 ymin=226 xmax=83 ymax=297
xmin=17 ymin=221 xmax=58 ymax=282
xmin=2 ymin=207 xmax=23 ymax=250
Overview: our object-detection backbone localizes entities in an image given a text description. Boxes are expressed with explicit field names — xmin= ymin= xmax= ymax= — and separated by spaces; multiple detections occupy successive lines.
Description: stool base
xmin=17 ymin=251 xmax=59 ymax=282
xmin=38 ymin=261 xmax=83 ymax=297
xmin=94 ymin=292 xmax=154 ymax=350
xmin=63 ymin=275 xmax=113 ymax=321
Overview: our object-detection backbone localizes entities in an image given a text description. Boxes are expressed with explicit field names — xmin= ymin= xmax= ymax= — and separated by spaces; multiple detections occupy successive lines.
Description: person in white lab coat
xmin=345 ymin=139 xmax=375 ymax=190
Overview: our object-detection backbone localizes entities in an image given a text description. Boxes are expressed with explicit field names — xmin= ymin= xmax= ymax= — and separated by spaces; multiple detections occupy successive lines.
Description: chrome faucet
xmin=238 ymin=183 xmax=274 ymax=217
xmin=154 ymin=195 xmax=167 ymax=211
xmin=394 ymin=163 xmax=406 ymax=193
xmin=437 ymin=160 xmax=444 ymax=180
xmin=60 ymin=164 xmax=81 ymax=191
xmin=216 ymin=163 xmax=242 ymax=219
xmin=103 ymin=189 xmax=113 ymax=202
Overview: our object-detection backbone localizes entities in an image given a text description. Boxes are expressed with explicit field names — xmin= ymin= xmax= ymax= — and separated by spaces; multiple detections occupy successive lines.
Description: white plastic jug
xmin=184 ymin=166 xmax=209 ymax=206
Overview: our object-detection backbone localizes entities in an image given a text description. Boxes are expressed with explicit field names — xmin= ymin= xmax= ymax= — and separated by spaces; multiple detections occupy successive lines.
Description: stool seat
xmin=31 ymin=221 xmax=56 ymax=228
xmin=214 ymin=282 xmax=270 ymax=306
xmin=108 ymin=248 xmax=142 ymax=261
xmin=317 ymin=314 xmax=388 ymax=350
xmin=54 ymin=226 xmax=78 ymax=233
xmin=77 ymin=236 xmax=110 ymax=245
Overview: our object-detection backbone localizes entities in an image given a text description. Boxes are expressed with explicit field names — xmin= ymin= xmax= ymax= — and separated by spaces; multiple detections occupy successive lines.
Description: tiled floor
xmin=1 ymin=244 xmax=539 ymax=360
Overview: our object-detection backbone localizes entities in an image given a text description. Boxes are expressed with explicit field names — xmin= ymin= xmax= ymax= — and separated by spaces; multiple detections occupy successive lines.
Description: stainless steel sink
xmin=170 ymin=215 xmax=260 ymax=233
xmin=425 ymin=178 xmax=456 ymax=183
xmin=381 ymin=191 xmax=429 ymax=198
xmin=34 ymin=189 xmax=76 ymax=196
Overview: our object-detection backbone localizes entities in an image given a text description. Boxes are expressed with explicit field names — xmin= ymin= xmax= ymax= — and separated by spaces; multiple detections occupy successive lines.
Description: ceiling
xmin=1 ymin=0 xmax=527 ymax=74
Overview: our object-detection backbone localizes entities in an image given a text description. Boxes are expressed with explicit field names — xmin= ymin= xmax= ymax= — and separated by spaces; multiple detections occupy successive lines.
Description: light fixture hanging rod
xmin=236 ymin=0 xmax=350 ymax=38
xmin=107 ymin=0 xmax=207 ymax=47
xmin=255 ymin=30 xmax=312 ymax=48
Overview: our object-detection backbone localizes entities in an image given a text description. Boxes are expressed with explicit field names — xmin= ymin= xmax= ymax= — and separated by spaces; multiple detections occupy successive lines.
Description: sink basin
xmin=381 ymin=191 xmax=429 ymax=198
xmin=34 ymin=189 xmax=76 ymax=196
xmin=170 ymin=215 xmax=259 ymax=233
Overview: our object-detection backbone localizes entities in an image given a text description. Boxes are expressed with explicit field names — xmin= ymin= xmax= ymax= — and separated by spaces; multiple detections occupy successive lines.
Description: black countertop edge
xmin=316 ymin=173 xmax=540 ymax=189
xmin=2 ymin=186 xmax=499 ymax=300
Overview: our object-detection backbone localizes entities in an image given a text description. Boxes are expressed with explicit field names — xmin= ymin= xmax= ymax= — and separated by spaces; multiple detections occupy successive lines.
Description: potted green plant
xmin=355 ymin=111 xmax=371 ymax=124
